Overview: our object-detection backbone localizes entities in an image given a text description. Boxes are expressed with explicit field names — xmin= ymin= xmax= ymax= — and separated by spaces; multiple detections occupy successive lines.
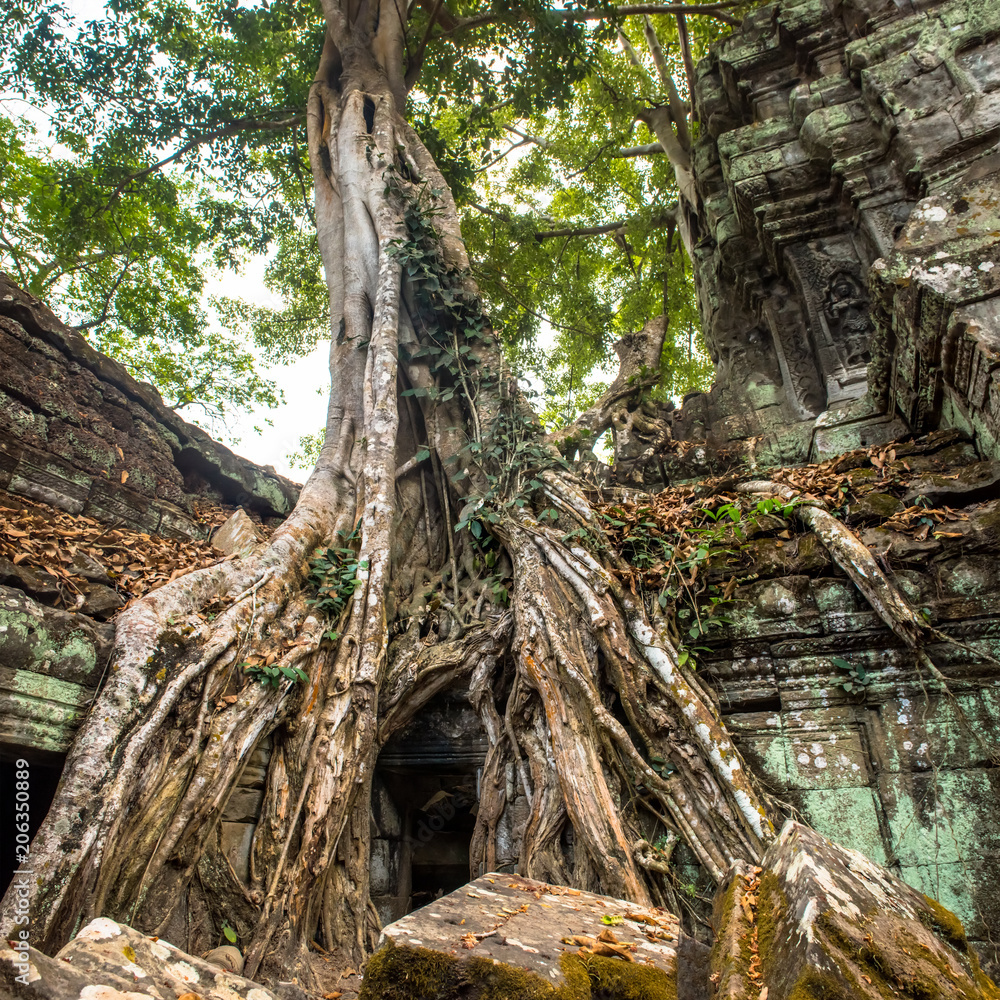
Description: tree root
xmin=9 ymin=35 xmax=805 ymax=991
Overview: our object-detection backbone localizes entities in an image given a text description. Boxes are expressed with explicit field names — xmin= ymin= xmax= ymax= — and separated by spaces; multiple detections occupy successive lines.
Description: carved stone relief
xmin=784 ymin=235 xmax=875 ymax=407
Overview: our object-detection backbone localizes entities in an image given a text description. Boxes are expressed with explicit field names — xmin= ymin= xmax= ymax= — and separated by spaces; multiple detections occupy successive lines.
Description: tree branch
xmin=476 ymin=269 xmax=597 ymax=339
xmin=547 ymin=315 xmax=668 ymax=456
xmin=101 ymin=114 xmax=303 ymax=211
xmin=72 ymin=252 xmax=133 ymax=332
xmin=468 ymin=201 xmax=510 ymax=221
xmin=612 ymin=142 xmax=665 ymax=157
xmin=503 ymin=124 xmax=553 ymax=149
xmin=441 ymin=2 xmax=745 ymax=35
xmin=534 ymin=209 xmax=671 ymax=242
xmin=404 ymin=0 xmax=446 ymax=89
xmin=641 ymin=15 xmax=672 ymax=91
xmin=642 ymin=16 xmax=690 ymax=151
xmin=290 ymin=126 xmax=316 ymax=226
xmin=535 ymin=221 xmax=629 ymax=241
xmin=474 ymin=137 xmax=531 ymax=173
xmin=675 ymin=12 xmax=697 ymax=120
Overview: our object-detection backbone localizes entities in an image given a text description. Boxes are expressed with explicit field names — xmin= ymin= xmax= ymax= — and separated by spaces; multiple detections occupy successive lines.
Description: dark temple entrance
xmin=0 ymin=748 xmax=64 ymax=899
xmin=370 ymin=689 xmax=487 ymax=925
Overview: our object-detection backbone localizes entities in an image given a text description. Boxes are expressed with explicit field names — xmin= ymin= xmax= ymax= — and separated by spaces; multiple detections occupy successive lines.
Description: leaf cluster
xmin=1 ymin=0 xmax=325 ymax=421
xmin=307 ymin=522 xmax=366 ymax=642
xmin=243 ymin=659 xmax=309 ymax=689
xmin=831 ymin=656 xmax=870 ymax=694
xmin=391 ymin=195 xmax=494 ymax=409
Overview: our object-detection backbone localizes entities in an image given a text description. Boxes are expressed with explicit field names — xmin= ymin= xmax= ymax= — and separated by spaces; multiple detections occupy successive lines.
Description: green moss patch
xmin=573 ymin=953 xmax=678 ymax=1000
xmin=917 ymin=894 xmax=968 ymax=953
xmin=359 ymin=940 xmax=679 ymax=1000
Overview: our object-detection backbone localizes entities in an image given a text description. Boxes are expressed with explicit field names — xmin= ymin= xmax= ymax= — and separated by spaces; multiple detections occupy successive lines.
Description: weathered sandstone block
xmin=710 ymin=822 xmax=999 ymax=1000
xmin=360 ymin=871 xmax=709 ymax=999
xmin=0 ymin=918 xmax=278 ymax=999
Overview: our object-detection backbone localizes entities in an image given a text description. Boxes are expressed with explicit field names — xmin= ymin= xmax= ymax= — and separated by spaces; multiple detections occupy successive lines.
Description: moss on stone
xmin=358 ymin=940 xmax=681 ymax=1000
xmin=461 ymin=955 xmax=566 ymax=999
xmin=569 ymin=953 xmax=679 ymax=1000
xmin=708 ymin=868 xmax=755 ymax=1000
xmin=846 ymin=492 xmax=903 ymax=522
xmin=918 ymin=894 xmax=968 ymax=953
xmin=359 ymin=941 xmax=460 ymax=999
xmin=755 ymin=870 xmax=783 ymax=967
xmin=814 ymin=900 xmax=1000 ymax=1000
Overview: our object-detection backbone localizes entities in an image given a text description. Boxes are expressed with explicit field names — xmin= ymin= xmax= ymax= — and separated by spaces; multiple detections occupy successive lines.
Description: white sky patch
xmin=183 ymin=259 xmax=331 ymax=480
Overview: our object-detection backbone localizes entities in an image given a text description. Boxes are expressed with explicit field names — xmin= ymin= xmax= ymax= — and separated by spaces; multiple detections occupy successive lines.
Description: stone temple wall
xmin=664 ymin=0 xmax=1000 ymax=468
xmin=0 ymin=273 xmax=298 ymax=538
xmin=0 ymin=274 xmax=299 ymax=771
xmin=636 ymin=0 xmax=1000 ymax=974
xmin=698 ymin=483 xmax=1000 ymax=973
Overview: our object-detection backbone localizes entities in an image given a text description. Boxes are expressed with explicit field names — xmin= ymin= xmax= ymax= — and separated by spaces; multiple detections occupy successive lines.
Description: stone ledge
xmin=363 ymin=872 xmax=709 ymax=999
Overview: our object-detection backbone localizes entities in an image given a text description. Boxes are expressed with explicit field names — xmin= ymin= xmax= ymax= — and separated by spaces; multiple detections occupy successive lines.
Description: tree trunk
xmin=1 ymin=4 xmax=776 ymax=991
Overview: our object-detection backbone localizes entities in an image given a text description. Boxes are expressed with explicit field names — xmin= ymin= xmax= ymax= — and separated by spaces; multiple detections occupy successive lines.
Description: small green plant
xmin=831 ymin=655 xmax=870 ymax=693
xmin=243 ymin=660 xmax=309 ymax=689
xmin=308 ymin=522 xmax=366 ymax=641
xmin=222 ymin=922 xmax=238 ymax=944
xmin=648 ymin=753 xmax=676 ymax=777
xmin=487 ymin=575 xmax=510 ymax=605
xmin=454 ymin=402 xmax=569 ymax=535
xmin=698 ymin=501 xmax=742 ymax=524
xmin=652 ymin=832 xmax=677 ymax=853
xmin=676 ymin=643 xmax=710 ymax=668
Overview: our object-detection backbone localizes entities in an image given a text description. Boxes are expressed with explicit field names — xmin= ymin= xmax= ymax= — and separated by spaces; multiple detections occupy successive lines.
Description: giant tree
xmin=2 ymin=0 xmax=776 ymax=991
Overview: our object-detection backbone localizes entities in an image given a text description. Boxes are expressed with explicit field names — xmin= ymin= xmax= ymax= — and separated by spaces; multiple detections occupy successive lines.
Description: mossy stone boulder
xmin=710 ymin=821 xmax=1000 ymax=1000
xmin=360 ymin=873 xmax=708 ymax=999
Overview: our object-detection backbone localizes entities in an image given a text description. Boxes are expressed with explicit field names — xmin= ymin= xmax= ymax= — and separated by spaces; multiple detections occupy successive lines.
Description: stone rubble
xmin=0 ymin=918 xmax=279 ymax=1000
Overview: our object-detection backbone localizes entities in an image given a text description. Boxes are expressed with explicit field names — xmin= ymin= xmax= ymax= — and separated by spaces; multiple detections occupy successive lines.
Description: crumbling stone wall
xmin=0 ymin=273 xmax=298 ymax=537
xmin=656 ymin=0 xmax=1000 ymax=470
xmin=690 ymin=455 xmax=1000 ymax=974
xmin=0 ymin=273 xmax=299 ymax=769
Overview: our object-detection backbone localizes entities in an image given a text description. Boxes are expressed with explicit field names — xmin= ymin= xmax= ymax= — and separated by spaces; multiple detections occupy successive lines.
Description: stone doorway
xmin=0 ymin=748 xmax=64 ymax=898
xmin=370 ymin=689 xmax=487 ymax=925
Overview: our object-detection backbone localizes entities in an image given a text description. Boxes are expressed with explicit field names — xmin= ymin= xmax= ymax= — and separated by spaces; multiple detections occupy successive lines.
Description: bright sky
xmin=200 ymin=260 xmax=329 ymax=482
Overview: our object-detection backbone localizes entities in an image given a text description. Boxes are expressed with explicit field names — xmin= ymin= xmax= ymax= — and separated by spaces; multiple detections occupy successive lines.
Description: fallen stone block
xmin=360 ymin=871 xmax=709 ymax=999
xmin=212 ymin=508 xmax=261 ymax=557
xmin=710 ymin=821 xmax=1000 ymax=999
xmin=1 ymin=917 xmax=279 ymax=999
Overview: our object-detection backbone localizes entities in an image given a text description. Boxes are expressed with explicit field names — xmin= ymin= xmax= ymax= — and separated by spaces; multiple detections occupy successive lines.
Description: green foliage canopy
xmin=1 ymin=0 xmax=733 ymax=438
